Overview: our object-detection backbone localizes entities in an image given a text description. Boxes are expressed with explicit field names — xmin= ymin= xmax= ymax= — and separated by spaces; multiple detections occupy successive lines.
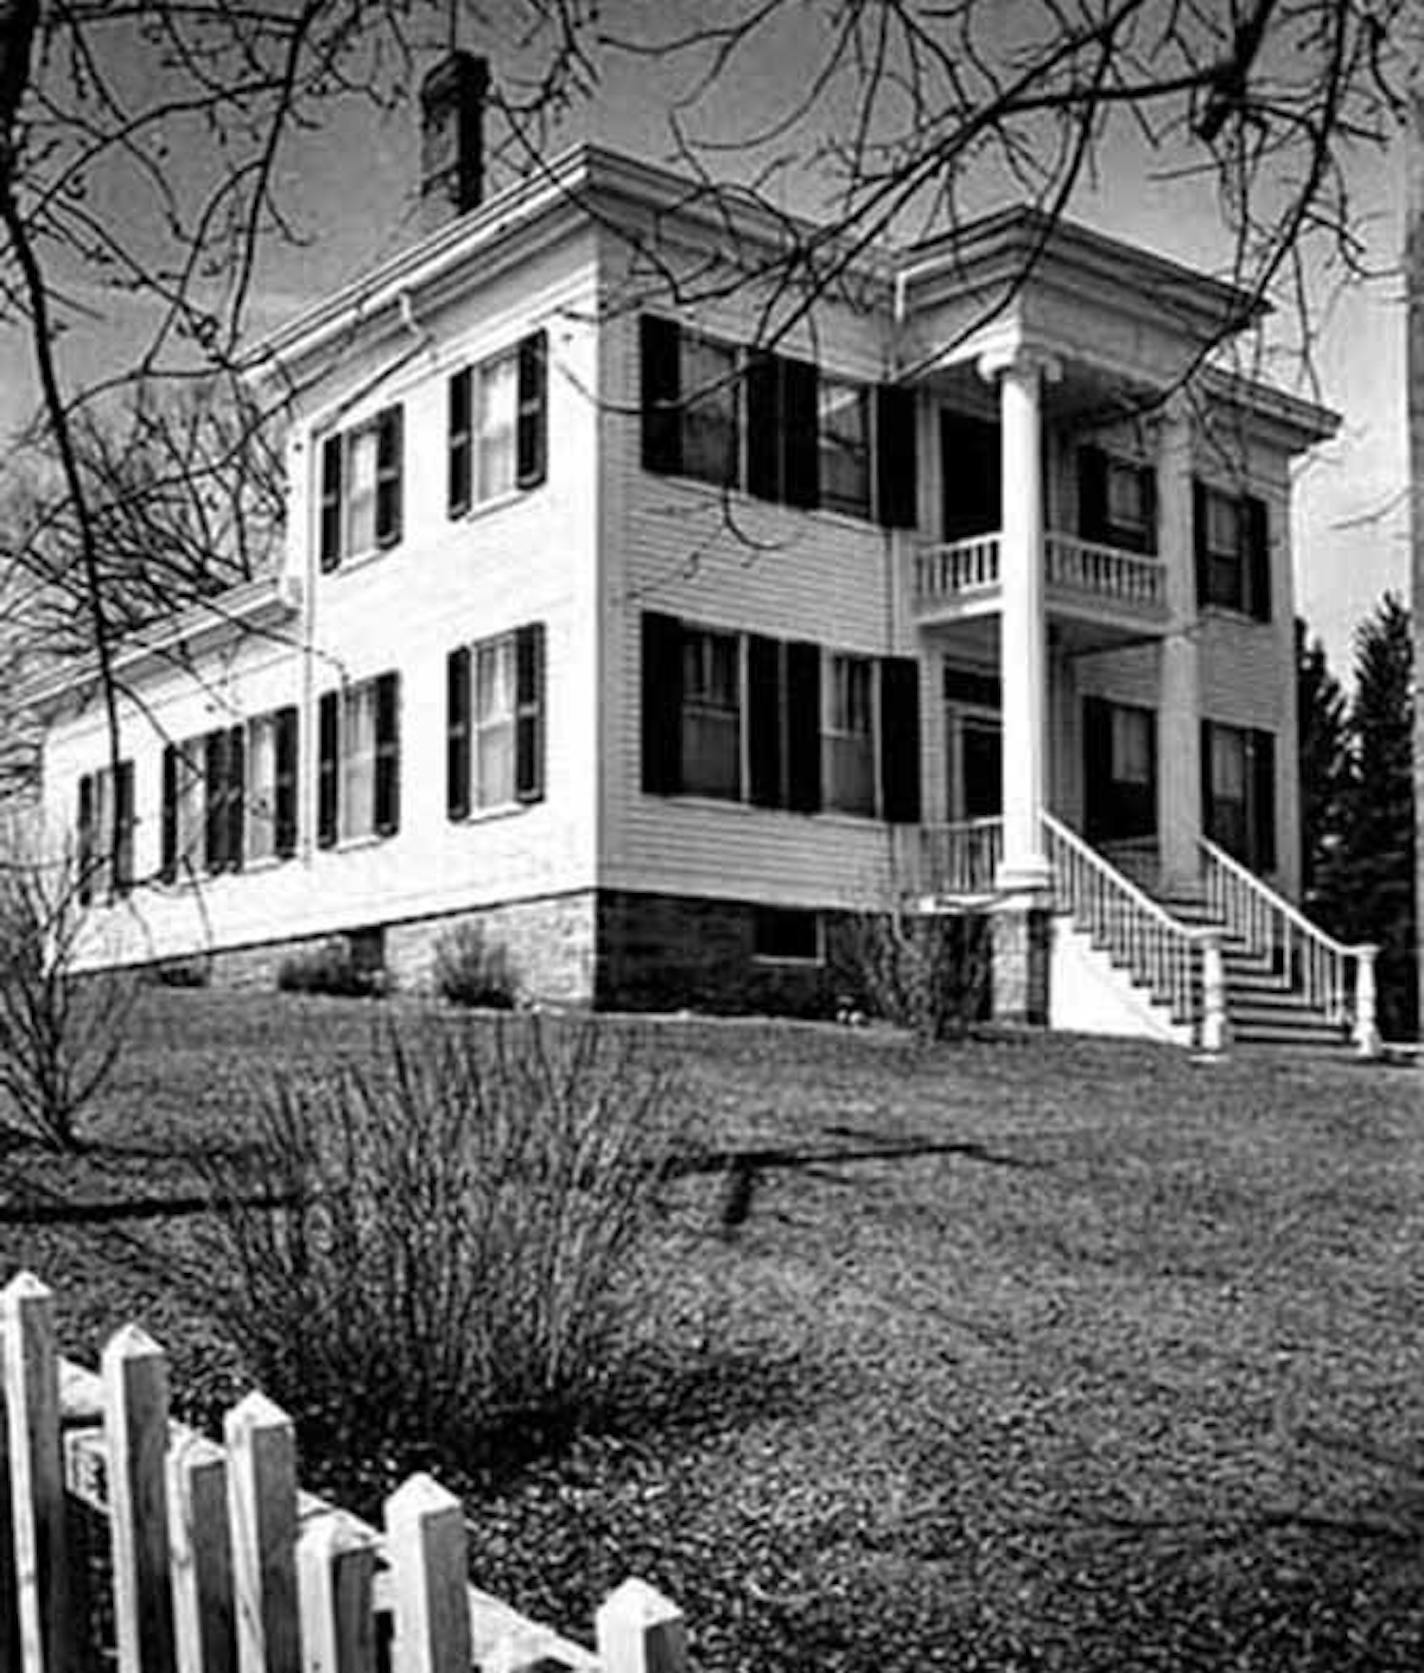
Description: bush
xmin=276 ymin=937 xmax=385 ymax=998
xmin=0 ymin=817 xmax=135 ymax=1150
xmin=432 ymin=922 xmax=518 ymax=1009
xmin=196 ymin=1015 xmax=677 ymax=1481
xmin=836 ymin=903 xmax=990 ymax=1042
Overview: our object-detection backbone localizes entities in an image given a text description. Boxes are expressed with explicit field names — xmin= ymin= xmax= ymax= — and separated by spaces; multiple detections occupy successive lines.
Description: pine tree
xmin=1296 ymin=619 xmax=1352 ymax=936
xmin=1338 ymin=595 xmax=1418 ymax=1040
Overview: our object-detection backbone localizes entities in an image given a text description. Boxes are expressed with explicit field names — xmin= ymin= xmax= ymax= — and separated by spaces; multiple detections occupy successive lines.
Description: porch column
xmin=1156 ymin=395 xmax=1202 ymax=895
xmin=981 ymin=344 xmax=1059 ymax=892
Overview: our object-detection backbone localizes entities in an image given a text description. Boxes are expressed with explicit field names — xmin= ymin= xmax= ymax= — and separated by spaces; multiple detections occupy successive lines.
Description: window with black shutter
xmin=448 ymin=370 xmax=473 ymax=518
xmin=1080 ymin=446 xmax=1155 ymax=554
xmin=1194 ymin=482 xmax=1269 ymax=619
xmin=514 ymin=622 xmax=546 ymax=803
xmin=640 ymin=612 xmax=684 ymax=795
xmin=1202 ymin=720 xmax=1274 ymax=870
xmin=447 ymin=647 xmax=472 ymax=820
xmin=516 ymin=331 xmax=548 ymax=490
xmin=319 ymin=435 xmax=342 ymax=571
xmin=161 ymin=746 xmax=178 ymax=883
xmin=875 ymin=384 xmax=918 ymax=529
xmin=77 ymin=773 xmax=95 ymax=904
xmin=879 ymin=657 xmax=921 ymax=824
xmin=375 ymin=406 xmax=403 ymax=548
xmin=1083 ymin=698 xmax=1156 ymax=841
xmin=373 ymin=672 xmax=401 ymax=837
xmin=113 ymin=761 xmax=135 ymax=896
xmin=317 ymin=692 xmax=339 ymax=848
xmin=273 ymin=707 xmax=299 ymax=859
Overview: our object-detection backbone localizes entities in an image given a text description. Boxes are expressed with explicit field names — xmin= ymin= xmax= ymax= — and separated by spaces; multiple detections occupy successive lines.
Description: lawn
xmin=4 ymin=988 xmax=1424 ymax=1670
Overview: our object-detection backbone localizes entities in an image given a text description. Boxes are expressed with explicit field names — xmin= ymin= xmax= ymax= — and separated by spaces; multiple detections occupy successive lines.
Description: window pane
xmin=345 ymin=426 xmax=378 ymax=557
xmin=1211 ymin=726 xmax=1247 ymax=800
xmin=818 ymin=381 xmax=870 ymax=517
xmin=343 ymin=684 xmax=378 ymax=837
xmin=475 ymin=636 xmax=517 ymax=806
xmin=1206 ymin=490 xmax=1240 ymax=556
xmin=478 ymin=354 xmax=518 ymax=502
xmin=1107 ymin=463 xmax=1146 ymax=534
xmin=826 ymin=654 xmax=875 ymax=814
xmin=176 ymin=743 xmax=205 ymax=871
xmin=247 ymin=715 xmax=277 ymax=863
xmin=680 ymin=627 xmax=740 ymax=798
xmin=1111 ymin=707 xmax=1152 ymax=785
xmin=681 ymin=335 xmax=738 ymax=486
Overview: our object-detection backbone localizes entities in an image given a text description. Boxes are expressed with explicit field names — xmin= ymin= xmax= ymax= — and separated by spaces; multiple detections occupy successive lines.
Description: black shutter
xmin=1192 ymin=479 xmax=1209 ymax=609
xmin=785 ymin=639 xmax=822 ymax=813
xmin=781 ymin=356 xmax=820 ymax=509
xmin=77 ymin=774 xmax=94 ymax=905
xmin=1138 ymin=464 xmax=1158 ymax=557
xmin=875 ymin=384 xmax=918 ymax=529
xmin=448 ymin=370 xmax=473 ymax=518
xmin=375 ymin=406 xmax=403 ymax=548
xmin=641 ymin=612 xmax=684 ymax=795
xmin=1251 ymin=729 xmax=1277 ymax=872
xmin=161 ymin=745 xmax=178 ymax=882
xmin=1078 ymin=446 xmax=1108 ymax=542
xmin=224 ymin=725 xmax=245 ymax=873
xmin=374 ymin=673 xmax=401 ymax=837
xmin=274 ymin=707 xmax=298 ymax=859
xmin=747 ymin=634 xmax=783 ymax=808
xmin=516 ymin=330 xmax=548 ymax=490
xmin=320 ymin=435 xmax=343 ymax=572
xmin=746 ymin=352 xmax=782 ymax=502
xmin=204 ymin=730 xmax=227 ymax=872
xmin=879 ymin=656 xmax=921 ymax=824
xmin=1244 ymin=495 xmax=1271 ymax=622
xmin=640 ymin=316 xmax=682 ymax=475
xmin=447 ymin=647 xmax=472 ymax=820
xmin=114 ymin=760 xmax=135 ymax=896
xmin=515 ymin=622 xmax=546 ymax=804
xmin=318 ymin=692 xmax=339 ymax=848
xmin=1200 ymin=719 xmax=1215 ymax=847
xmin=1082 ymin=696 xmax=1111 ymax=841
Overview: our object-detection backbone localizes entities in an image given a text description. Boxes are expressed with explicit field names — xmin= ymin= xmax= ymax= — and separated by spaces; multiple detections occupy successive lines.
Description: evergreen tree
xmin=1338 ymin=595 xmax=1417 ymax=1040
xmin=1295 ymin=619 xmax=1352 ymax=936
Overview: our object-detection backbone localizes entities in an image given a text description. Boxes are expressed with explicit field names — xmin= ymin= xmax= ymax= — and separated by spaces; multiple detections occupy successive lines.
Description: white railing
xmin=1043 ymin=811 xmax=1208 ymax=1029
xmin=918 ymin=817 xmax=1004 ymax=897
xmin=913 ymin=530 xmax=1166 ymax=618
xmin=1045 ymin=532 xmax=1166 ymax=610
xmin=1199 ymin=837 xmax=1378 ymax=1052
xmin=914 ymin=534 xmax=1000 ymax=609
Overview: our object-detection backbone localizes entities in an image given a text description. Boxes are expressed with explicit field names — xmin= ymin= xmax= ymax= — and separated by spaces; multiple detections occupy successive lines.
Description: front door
xmin=945 ymin=705 xmax=1002 ymax=822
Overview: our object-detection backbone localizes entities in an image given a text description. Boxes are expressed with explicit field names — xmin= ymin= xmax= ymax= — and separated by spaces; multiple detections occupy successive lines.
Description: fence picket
xmin=103 ymin=1324 xmax=177 ymax=1673
xmin=297 ymin=1512 xmax=376 ymax=1673
xmin=224 ymin=1392 xmax=299 ymax=1673
xmin=2 ymin=1272 xmax=77 ymax=1673
xmin=167 ymin=1435 xmax=235 ymax=1673
xmin=384 ymin=1474 xmax=471 ymax=1673
xmin=594 ymin=1579 xmax=687 ymax=1673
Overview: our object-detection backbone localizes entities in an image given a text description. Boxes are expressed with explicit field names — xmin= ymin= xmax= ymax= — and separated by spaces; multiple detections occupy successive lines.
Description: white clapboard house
xmin=26 ymin=53 xmax=1375 ymax=1051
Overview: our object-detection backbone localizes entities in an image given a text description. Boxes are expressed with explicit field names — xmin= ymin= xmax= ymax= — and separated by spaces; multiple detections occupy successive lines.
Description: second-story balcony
xmin=912 ymin=530 xmax=1169 ymax=633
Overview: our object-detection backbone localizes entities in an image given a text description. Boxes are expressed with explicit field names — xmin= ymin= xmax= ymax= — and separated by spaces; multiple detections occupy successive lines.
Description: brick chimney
xmin=419 ymin=51 xmax=490 ymax=231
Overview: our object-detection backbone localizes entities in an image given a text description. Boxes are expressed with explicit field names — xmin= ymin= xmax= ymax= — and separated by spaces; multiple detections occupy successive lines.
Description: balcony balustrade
xmin=913 ymin=530 xmax=1168 ymax=627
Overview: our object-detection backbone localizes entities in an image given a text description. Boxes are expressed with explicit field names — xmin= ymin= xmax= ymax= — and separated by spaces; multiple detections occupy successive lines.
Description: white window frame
xmin=679 ymin=331 xmax=741 ymax=489
xmin=342 ymin=420 xmax=380 ymax=562
xmin=473 ymin=631 xmax=518 ymax=811
xmin=341 ymin=680 xmax=380 ymax=841
xmin=817 ymin=378 xmax=872 ymax=519
xmin=679 ymin=625 xmax=744 ymax=800
xmin=246 ymin=712 xmax=279 ymax=865
xmin=475 ymin=348 xmax=519 ymax=506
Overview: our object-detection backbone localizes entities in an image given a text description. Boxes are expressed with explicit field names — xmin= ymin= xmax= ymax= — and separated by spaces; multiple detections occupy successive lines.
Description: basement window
xmin=753 ymin=906 xmax=824 ymax=964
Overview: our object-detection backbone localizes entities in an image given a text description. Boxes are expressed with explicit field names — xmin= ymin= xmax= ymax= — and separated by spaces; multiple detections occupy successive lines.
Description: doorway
xmin=941 ymin=410 xmax=1001 ymax=541
xmin=945 ymin=706 xmax=1002 ymax=823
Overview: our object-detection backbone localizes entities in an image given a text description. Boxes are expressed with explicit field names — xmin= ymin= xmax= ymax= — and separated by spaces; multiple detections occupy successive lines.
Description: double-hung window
xmin=318 ymin=674 xmax=401 ymax=846
xmin=818 ymin=380 xmax=872 ymax=519
xmin=1194 ymin=481 xmax=1271 ymax=620
xmin=1203 ymin=488 xmax=1243 ymax=611
xmin=1201 ymin=720 xmax=1276 ymax=872
xmin=680 ymin=628 xmax=742 ymax=800
xmin=447 ymin=331 xmax=548 ymax=516
xmin=1077 ymin=446 xmax=1157 ymax=554
xmin=824 ymin=653 xmax=876 ymax=815
xmin=319 ymin=407 xmax=403 ymax=571
xmin=77 ymin=759 xmax=135 ymax=903
xmin=446 ymin=625 xmax=546 ymax=818
xmin=161 ymin=708 xmax=296 ymax=881
xmin=640 ymin=613 xmax=921 ymax=823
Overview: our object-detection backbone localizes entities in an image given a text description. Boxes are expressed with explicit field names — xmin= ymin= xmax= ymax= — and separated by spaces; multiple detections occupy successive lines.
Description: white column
xmin=1156 ymin=396 xmax=1201 ymax=894
xmin=982 ymin=345 xmax=1059 ymax=892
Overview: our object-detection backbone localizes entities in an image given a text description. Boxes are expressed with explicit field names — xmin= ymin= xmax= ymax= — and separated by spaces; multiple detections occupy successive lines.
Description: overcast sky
xmin=0 ymin=4 xmax=1409 ymax=675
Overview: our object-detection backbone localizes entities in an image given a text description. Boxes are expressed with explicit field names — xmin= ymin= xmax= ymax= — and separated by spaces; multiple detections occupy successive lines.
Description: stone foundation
xmin=990 ymin=899 xmax=1051 ymax=1025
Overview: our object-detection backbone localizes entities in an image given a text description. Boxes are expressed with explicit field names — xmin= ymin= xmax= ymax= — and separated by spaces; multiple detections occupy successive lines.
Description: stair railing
xmin=1043 ymin=811 xmax=1209 ymax=1030
xmin=1198 ymin=837 xmax=1378 ymax=1053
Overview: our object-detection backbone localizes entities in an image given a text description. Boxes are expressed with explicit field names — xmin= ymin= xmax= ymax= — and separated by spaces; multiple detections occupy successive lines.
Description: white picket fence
xmin=0 ymin=1271 xmax=687 ymax=1673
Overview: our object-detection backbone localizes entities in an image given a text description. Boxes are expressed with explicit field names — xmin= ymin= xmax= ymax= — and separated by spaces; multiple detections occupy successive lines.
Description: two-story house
xmin=26 ymin=52 xmax=1374 ymax=1052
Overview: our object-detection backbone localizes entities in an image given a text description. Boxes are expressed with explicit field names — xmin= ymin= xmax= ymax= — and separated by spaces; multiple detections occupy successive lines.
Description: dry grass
xmin=2 ymin=989 xmax=1423 ymax=1669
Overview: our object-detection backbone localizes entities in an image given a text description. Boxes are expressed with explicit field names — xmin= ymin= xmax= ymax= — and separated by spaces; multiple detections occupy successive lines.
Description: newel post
xmin=1354 ymin=945 xmax=1380 ymax=1058
xmin=1199 ymin=933 xmax=1227 ymax=1057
